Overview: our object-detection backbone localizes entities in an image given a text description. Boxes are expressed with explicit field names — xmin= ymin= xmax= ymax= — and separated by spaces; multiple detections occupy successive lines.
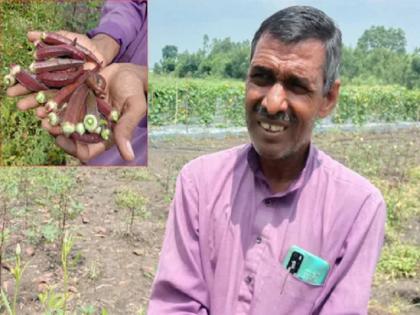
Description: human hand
xmin=5 ymin=30 xmax=145 ymax=163
xmin=36 ymin=63 xmax=148 ymax=162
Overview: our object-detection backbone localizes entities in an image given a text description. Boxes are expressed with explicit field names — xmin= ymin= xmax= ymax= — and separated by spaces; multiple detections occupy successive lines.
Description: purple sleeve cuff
xmin=87 ymin=0 xmax=146 ymax=63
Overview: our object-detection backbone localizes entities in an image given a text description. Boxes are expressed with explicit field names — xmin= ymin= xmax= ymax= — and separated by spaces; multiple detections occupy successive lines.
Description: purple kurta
xmin=148 ymin=144 xmax=386 ymax=314
xmin=86 ymin=0 xmax=147 ymax=166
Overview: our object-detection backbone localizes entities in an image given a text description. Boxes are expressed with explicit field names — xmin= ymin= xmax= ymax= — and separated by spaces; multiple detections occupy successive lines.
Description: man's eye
xmin=288 ymin=83 xmax=308 ymax=94
xmin=250 ymin=73 xmax=273 ymax=86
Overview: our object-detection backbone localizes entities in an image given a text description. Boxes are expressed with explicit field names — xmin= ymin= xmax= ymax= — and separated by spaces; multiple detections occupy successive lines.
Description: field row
xmin=149 ymin=76 xmax=420 ymax=126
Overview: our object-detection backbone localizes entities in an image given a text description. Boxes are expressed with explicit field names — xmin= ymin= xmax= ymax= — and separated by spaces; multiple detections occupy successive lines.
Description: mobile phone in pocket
xmin=282 ymin=245 xmax=330 ymax=286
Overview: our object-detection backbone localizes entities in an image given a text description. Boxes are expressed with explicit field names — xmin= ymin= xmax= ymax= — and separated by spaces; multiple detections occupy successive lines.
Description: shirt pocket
xmin=251 ymin=257 xmax=323 ymax=315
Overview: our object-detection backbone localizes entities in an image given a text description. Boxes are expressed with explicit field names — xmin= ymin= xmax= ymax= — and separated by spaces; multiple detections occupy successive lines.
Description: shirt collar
xmin=246 ymin=143 xmax=317 ymax=197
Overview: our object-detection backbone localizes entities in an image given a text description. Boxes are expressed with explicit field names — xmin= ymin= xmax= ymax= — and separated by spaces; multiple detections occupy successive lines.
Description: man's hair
xmin=251 ymin=6 xmax=342 ymax=94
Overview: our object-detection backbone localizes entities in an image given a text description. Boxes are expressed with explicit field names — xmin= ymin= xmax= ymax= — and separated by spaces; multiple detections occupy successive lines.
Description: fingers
xmin=75 ymin=141 xmax=106 ymax=162
xmin=56 ymin=135 xmax=77 ymax=156
xmin=41 ymin=118 xmax=62 ymax=136
xmin=57 ymin=30 xmax=76 ymax=40
xmin=27 ymin=31 xmax=42 ymax=43
xmin=56 ymin=135 xmax=106 ymax=163
xmin=36 ymin=106 xmax=48 ymax=119
xmin=7 ymin=84 xmax=31 ymax=97
xmin=16 ymin=93 xmax=39 ymax=111
xmin=113 ymin=94 xmax=147 ymax=161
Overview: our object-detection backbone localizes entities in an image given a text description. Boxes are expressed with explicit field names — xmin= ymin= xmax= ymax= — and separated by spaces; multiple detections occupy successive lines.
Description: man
xmin=148 ymin=6 xmax=386 ymax=315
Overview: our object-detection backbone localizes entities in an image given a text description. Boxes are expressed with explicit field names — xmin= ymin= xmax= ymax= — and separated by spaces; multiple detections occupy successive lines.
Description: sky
xmin=149 ymin=0 xmax=420 ymax=66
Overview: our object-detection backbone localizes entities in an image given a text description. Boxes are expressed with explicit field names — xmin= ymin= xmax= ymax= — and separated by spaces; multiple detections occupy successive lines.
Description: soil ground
xmin=3 ymin=127 xmax=420 ymax=314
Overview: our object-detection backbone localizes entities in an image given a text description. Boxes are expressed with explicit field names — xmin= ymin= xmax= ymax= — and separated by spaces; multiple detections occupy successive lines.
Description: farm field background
xmin=149 ymin=75 xmax=420 ymax=128
xmin=0 ymin=128 xmax=419 ymax=314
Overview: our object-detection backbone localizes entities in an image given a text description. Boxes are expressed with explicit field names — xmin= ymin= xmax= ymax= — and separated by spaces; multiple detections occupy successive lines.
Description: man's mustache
xmin=253 ymin=104 xmax=294 ymax=123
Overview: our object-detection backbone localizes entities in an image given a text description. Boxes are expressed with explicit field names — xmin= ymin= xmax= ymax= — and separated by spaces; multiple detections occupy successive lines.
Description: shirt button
xmin=245 ymin=275 xmax=253 ymax=285
xmin=256 ymin=236 xmax=262 ymax=244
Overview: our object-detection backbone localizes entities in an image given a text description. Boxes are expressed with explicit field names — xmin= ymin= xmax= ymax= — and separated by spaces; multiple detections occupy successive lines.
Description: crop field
xmin=0 ymin=128 xmax=419 ymax=314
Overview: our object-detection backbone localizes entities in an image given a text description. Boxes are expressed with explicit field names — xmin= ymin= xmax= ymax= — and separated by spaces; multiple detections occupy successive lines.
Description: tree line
xmin=154 ymin=26 xmax=420 ymax=89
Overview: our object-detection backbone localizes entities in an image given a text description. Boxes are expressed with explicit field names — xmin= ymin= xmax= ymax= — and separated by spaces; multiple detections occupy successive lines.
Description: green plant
xmin=36 ymin=169 xmax=84 ymax=247
xmin=377 ymin=243 xmax=420 ymax=279
xmin=149 ymin=75 xmax=420 ymax=127
xmin=0 ymin=169 xmax=19 ymax=286
xmin=38 ymin=286 xmax=66 ymax=315
xmin=115 ymin=189 xmax=150 ymax=234
xmin=79 ymin=305 xmax=96 ymax=315
xmin=61 ymin=231 xmax=74 ymax=314
xmin=87 ymin=261 xmax=101 ymax=281
xmin=1 ymin=244 xmax=29 ymax=315
xmin=78 ymin=305 xmax=109 ymax=315
xmin=39 ymin=232 xmax=76 ymax=315
xmin=119 ymin=168 xmax=153 ymax=181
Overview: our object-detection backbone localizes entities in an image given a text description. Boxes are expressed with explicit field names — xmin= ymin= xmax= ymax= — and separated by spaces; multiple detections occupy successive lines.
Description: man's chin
xmin=253 ymin=143 xmax=295 ymax=161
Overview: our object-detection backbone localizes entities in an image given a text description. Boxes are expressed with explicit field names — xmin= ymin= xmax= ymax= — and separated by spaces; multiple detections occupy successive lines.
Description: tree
xmin=357 ymin=26 xmax=407 ymax=54
xmin=160 ymin=45 xmax=178 ymax=73
xmin=176 ymin=51 xmax=203 ymax=77
xmin=162 ymin=45 xmax=178 ymax=60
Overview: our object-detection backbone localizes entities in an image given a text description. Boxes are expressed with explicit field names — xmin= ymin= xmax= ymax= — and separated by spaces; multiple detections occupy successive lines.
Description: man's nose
xmin=261 ymin=83 xmax=288 ymax=114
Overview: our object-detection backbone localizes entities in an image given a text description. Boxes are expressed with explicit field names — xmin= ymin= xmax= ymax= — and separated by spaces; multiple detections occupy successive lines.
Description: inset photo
xmin=1 ymin=1 xmax=147 ymax=166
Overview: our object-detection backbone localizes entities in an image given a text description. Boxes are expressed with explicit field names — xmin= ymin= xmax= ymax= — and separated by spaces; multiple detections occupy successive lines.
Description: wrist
xmin=92 ymin=34 xmax=120 ymax=66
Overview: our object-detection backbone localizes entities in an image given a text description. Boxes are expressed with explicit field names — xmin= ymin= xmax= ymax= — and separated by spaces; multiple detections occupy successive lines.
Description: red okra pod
xmin=71 ymin=133 xmax=103 ymax=144
xmin=30 ymin=58 xmax=84 ymax=74
xmin=35 ymin=44 xmax=85 ymax=61
xmin=45 ymin=69 xmax=92 ymax=112
xmin=83 ymin=92 xmax=101 ymax=133
xmin=34 ymin=40 xmax=48 ymax=49
xmin=61 ymin=83 xmax=89 ymax=136
xmin=15 ymin=68 xmax=48 ymax=91
xmin=86 ymin=72 xmax=106 ymax=98
xmin=37 ymin=67 xmax=84 ymax=88
xmin=41 ymin=32 xmax=101 ymax=65
xmin=96 ymin=97 xmax=119 ymax=122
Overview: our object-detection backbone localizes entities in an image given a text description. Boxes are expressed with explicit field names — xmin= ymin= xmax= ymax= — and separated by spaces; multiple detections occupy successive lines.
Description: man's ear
xmin=319 ymin=79 xmax=340 ymax=118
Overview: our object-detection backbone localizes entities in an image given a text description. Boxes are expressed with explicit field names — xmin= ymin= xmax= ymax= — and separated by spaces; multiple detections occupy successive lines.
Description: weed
xmin=0 ymin=244 xmax=29 ymax=315
xmin=377 ymin=243 xmax=420 ymax=279
xmin=0 ymin=169 xmax=19 ymax=286
xmin=61 ymin=232 xmax=74 ymax=314
xmin=38 ymin=286 xmax=66 ymax=315
xmin=119 ymin=168 xmax=153 ymax=181
xmin=115 ymin=189 xmax=150 ymax=234
xmin=87 ymin=261 xmax=101 ymax=281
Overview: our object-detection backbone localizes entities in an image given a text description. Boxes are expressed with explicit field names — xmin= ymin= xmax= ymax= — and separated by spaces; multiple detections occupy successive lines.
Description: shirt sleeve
xmin=315 ymin=191 xmax=386 ymax=315
xmin=87 ymin=0 xmax=146 ymax=63
xmin=148 ymin=165 xmax=209 ymax=315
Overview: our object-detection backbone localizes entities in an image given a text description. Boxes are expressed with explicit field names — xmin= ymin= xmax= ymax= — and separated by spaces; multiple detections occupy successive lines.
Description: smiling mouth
xmin=258 ymin=121 xmax=287 ymax=133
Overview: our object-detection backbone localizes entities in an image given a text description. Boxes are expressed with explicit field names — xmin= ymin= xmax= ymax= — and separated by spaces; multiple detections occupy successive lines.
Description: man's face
xmin=245 ymin=34 xmax=339 ymax=161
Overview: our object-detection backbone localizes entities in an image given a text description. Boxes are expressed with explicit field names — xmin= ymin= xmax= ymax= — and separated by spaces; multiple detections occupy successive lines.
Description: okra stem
xmin=100 ymin=128 xmax=111 ymax=141
xmin=75 ymin=123 xmax=85 ymax=135
xmin=62 ymin=122 xmax=75 ymax=136
xmin=36 ymin=91 xmax=47 ymax=104
xmin=48 ymin=112 xmax=60 ymax=126
xmin=3 ymin=74 xmax=16 ymax=87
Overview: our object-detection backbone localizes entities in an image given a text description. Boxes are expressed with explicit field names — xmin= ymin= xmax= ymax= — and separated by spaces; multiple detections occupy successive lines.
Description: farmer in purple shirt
xmin=7 ymin=0 xmax=148 ymax=165
xmin=148 ymin=6 xmax=386 ymax=315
